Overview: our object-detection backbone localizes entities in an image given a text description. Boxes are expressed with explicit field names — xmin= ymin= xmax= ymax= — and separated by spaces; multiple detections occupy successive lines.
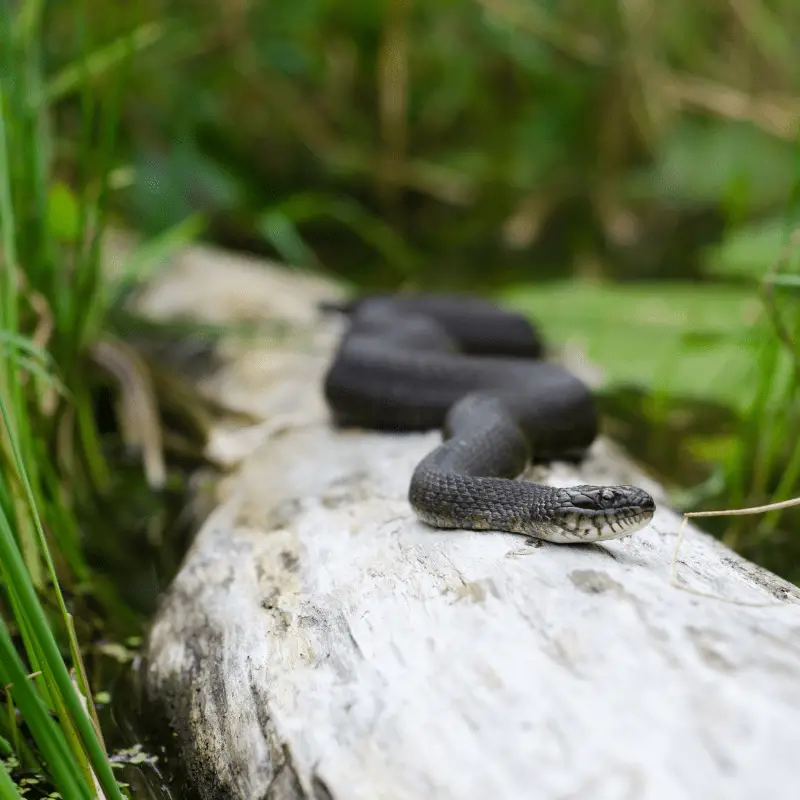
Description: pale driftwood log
xmin=136 ymin=242 xmax=800 ymax=800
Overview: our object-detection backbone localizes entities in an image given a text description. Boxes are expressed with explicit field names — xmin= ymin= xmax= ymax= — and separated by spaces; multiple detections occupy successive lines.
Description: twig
xmin=377 ymin=0 xmax=411 ymax=209
xmin=669 ymin=497 xmax=800 ymax=607
xmin=475 ymin=0 xmax=604 ymax=64
xmin=661 ymin=72 xmax=800 ymax=141
xmin=90 ymin=338 xmax=166 ymax=490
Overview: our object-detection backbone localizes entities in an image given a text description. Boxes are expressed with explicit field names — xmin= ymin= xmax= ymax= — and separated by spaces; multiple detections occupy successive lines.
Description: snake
xmin=321 ymin=293 xmax=655 ymax=544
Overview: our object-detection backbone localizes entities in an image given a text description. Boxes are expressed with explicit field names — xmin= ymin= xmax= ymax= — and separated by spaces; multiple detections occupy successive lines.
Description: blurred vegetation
xmin=0 ymin=4 xmax=203 ymax=795
xmin=102 ymin=0 xmax=800 ymax=284
xmin=1 ymin=0 xmax=800 ymax=794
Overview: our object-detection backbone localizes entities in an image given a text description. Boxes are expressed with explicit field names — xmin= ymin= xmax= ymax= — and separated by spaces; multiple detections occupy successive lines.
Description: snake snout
xmin=566 ymin=484 xmax=654 ymax=513
xmin=551 ymin=484 xmax=656 ymax=542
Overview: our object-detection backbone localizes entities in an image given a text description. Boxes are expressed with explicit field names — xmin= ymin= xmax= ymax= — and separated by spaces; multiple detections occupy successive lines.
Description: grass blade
xmin=46 ymin=22 xmax=165 ymax=102
xmin=0 ymin=402 xmax=123 ymax=798
xmin=0 ymin=612 xmax=92 ymax=799
xmin=0 ymin=757 xmax=24 ymax=799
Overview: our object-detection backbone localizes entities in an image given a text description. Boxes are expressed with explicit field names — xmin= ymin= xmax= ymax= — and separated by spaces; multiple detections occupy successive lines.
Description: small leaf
xmin=258 ymin=210 xmax=318 ymax=268
xmin=46 ymin=183 xmax=80 ymax=242
xmin=769 ymin=274 xmax=800 ymax=290
xmin=108 ymin=214 xmax=206 ymax=306
xmin=93 ymin=642 xmax=135 ymax=664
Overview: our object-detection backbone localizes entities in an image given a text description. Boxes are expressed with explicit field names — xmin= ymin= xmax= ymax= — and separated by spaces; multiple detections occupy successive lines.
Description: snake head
xmin=546 ymin=484 xmax=656 ymax=543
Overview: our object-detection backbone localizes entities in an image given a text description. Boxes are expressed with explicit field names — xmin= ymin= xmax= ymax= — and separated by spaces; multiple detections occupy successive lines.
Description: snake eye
xmin=569 ymin=493 xmax=600 ymax=510
xmin=601 ymin=488 xmax=616 ymax=503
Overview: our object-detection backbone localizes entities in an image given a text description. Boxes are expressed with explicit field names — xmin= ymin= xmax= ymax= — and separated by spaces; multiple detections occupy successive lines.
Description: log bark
xmin=137 ymin=242 xmax=800 ymax=800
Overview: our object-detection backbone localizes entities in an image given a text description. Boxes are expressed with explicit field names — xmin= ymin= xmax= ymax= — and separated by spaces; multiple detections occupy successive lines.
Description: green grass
xmin=0 ymin=3 xmax=163 ymax=796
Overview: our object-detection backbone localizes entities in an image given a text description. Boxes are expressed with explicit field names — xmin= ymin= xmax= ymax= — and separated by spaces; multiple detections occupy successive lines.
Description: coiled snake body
xmin=323 ymin=294 xmax=655 ymax=544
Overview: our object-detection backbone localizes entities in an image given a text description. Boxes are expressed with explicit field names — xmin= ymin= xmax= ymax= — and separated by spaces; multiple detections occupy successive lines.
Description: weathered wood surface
xmin=137 ymin=242 xmax=800 ymax=800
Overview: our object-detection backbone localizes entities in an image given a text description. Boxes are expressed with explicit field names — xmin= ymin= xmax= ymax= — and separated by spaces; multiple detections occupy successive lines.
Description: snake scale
xmin=322 ymin=293 xmax=655 ymax=543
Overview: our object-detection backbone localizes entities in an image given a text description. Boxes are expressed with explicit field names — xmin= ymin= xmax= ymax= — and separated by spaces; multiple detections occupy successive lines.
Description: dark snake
xmin=322 ymin=293 xmax=655 ymax=543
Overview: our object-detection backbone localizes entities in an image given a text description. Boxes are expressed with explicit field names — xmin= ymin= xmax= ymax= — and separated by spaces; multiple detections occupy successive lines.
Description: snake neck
xmin=409 ymin=466 xmax=559 ymax=535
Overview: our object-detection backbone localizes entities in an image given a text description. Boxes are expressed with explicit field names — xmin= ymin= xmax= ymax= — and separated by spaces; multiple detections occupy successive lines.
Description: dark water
xmin=96 ymin=664 xmax=177 ymax=799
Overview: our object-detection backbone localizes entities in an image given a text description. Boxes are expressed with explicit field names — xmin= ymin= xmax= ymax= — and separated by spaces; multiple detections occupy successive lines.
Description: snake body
xmin=322 ymin=294 xmax=655 ymax=543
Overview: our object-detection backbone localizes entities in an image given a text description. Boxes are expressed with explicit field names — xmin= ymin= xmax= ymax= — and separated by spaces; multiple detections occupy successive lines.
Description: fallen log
xmin=136 ymin=242 xmax=800 ymax=800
